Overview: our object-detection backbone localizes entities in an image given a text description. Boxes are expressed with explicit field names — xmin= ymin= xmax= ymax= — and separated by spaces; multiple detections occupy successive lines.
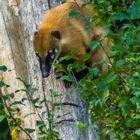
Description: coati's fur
xmin=33 ymin=0 xmax=112 ymax=80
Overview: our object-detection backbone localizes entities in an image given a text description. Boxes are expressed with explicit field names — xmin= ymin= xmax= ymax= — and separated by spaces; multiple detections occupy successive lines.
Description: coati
xmin=33 ymin=0 xmax=112 ymax=81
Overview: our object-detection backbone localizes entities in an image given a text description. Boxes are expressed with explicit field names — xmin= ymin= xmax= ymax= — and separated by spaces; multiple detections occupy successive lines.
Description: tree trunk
xmin=0 ymin=0 xmax=99 ymax=139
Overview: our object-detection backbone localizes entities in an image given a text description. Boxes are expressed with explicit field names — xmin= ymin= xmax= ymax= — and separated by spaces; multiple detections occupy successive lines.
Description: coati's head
xmin=33 ymin=28 xmax=61 ymax=77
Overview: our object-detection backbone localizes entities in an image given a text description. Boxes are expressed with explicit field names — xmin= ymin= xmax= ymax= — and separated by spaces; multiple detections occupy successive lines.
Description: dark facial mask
xmin=36 ymin=48 xmax=58 ymax=77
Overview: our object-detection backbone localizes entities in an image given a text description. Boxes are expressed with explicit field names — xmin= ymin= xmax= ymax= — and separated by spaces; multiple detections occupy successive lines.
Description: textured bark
xmin=0 ymin=0 xmax=99 ymax=139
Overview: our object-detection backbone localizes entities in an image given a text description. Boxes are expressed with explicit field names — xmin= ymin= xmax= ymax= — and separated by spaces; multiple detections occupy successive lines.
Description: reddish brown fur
xmin=33 ymin=1 xmax=112 ymax=73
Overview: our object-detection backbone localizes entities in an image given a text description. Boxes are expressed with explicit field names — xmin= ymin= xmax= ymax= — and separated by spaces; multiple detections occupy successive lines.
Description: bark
xmin=0 ymin=0 xmax=99 ymax=139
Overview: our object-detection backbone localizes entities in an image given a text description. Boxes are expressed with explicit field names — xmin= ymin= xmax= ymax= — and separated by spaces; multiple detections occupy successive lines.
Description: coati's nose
xmin=39 ymin=54 xmax=53 ymax=78
xmin=40 ymin=58 xmax=50 ymax=77
xmin=41 ymin=64 xmax=50 ymax=77
xmin=42 ymin=70 xmax=49 ymax=77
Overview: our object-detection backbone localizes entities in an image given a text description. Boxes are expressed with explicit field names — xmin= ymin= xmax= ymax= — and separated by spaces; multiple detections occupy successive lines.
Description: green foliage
xmin=69 ymin=10 xmax=82 ymax=18
xmin=77 ymin=0 xmax=140 ymax=139
xmin=75 ymin=122 xmax=86 ymax=131
xmin=0 ymin=65 xmax=7 ymax=72
xmin=24 ymin=128 xmax=35 ymax=134
xmin=16 ymin=79 xmax=62 ymax=140
xmin=0 ymin=99 xmax=11 ymax=140
xmin=89 ymin=40 xmax=101 ymax=50
xmin=57 ymin=0 xmax=140 ymax=139
xmin=0 ymin=66 xmax=62 ymax=140
xmin=0 ymin=66 xmax=11 ymax=140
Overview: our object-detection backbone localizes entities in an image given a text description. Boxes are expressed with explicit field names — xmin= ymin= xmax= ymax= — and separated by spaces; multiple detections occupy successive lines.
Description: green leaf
xmin=124 ymin=84 xmax=130 ymax=93
xmin=123 ymin=32 xmax=133 ymax=45
xmin=46 ymin=130 xmax=60 ymax=139
xmin=30 ymin=88 xmax=38 ymax=94
xmin=60 ymin=75 xmax=74 ymax=82
xmin=40 ymin=99 xmax=49 ymax=104
xmin=8 ymin=93 xmax=15 ymax=99
xmin=0 ymin=81 xmax=9 ymax=88
xmin=83 ymin=53 xmax=91 ymax=62
xmin=135 ymin=128 xmax=140 ymax=136
xmin=97 ymin=0 xmax=105 ymax=4
xmin=106 ymin=72 xmax=117 ymax=84
xmin=25 ymin=128 xmax=35 ymax=134
xmin=97 ymin=82 xmax=107 ymax=91
xmin=89 ymin=41 xmax=101 ymax=50
xmin=133 ymin=91 xmax=140 ymax=96
xmin=49 ymin=89 xmax=58 ymax=97
xmin=100 ymin=22 xmax=112 ymax=27
xmin=89 ymin=67 xmax=99 ymax=77
xmin=102 ymin=88 xmax=109 ymax=98
xmin=69 ymin=10 xmax=81 ymax=18
xmin=67 ymin=64 xmax=73 ymax=72
xmin=115 ymin=59 xmax=125 ymax=68
xmin=16 ymin=77 xmax=31 ymax=89
xmin=127 ymin=1 xmax=140 ymax=20
xmin=0 ymin=115 xmax=6 ymax=122
xmin=119 ymin=98 xmax=127 ymax=107
xmin=130 ymin=97 xmax=140 ymax=104
xmin=10 ymin=101 xmax=24 ymax=106
xmin=75 ymin=122 xmax=86 ymax=131
xmin=15 ymin=89 xmax=27 ymax=93
xmin=0 ymin=66 xmax=7 ymax=72
xmin=134 ymin=115 xmax=140 ymax=120
xmin=36 ymin=120 xmax=44 ymax=126
xmin=1 ymin=95 xmax=10 ymax=100
xmin=22 ymin=98 xmax=28 ymax=102
xmin=31 ymin=98 xmax=39 ymax=104
xmin=58 ymin=55 xmax=74 ymax=62
xmin=133 ymin=72 xmax=140 ymax=78
xmin=85 ymin=16 xmax=92 ymax=26
xmin=34 ymin=105 xmax=43 ymax=109
xmin=113 ymin=12 xmax=128 ymax=21
xmin=74 ymin=62 xmax=85 ymax=72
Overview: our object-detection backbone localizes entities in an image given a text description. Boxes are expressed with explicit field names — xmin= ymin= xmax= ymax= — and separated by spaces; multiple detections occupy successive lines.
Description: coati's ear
xmin=51 ymin=30 xmax=61 ymax=39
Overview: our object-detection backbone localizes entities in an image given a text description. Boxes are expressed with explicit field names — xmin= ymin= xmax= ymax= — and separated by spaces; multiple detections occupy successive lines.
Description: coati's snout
xmin=39 ymin=56 xmax=51 ymax=77
xmin=36 ymin=48 xmax=58 ymax=78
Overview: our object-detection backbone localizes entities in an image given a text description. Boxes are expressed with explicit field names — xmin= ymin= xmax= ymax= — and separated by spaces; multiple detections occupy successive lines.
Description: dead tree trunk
xmin=0 ymin=0 xmax=99 ymax=139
